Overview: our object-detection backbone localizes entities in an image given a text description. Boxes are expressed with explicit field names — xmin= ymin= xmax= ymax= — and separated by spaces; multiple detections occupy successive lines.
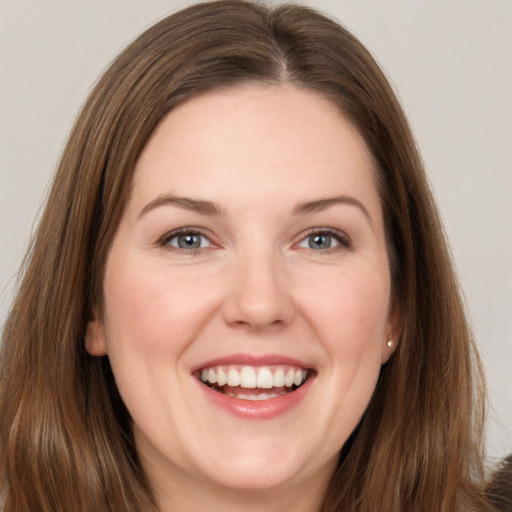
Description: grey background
xmin=1 ymin=0 xmax=510 ymax=460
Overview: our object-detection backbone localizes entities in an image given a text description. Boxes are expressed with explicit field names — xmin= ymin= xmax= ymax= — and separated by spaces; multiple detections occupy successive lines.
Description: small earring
xmin=387 ymin=340 xmax=393 ymax=348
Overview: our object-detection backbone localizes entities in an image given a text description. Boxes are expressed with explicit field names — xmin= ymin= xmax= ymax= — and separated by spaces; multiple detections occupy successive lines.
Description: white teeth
xmin=226 ymin=391 xmax=287 ymax=401
xmin=227 ymin=368 xmax=240 ymax=387
xmin=273 ymin=368 xmax=285 ymax=387
xmin=217 ymin=367 xmax=227 ymax=386
xmin=240 ymin=366 xmax=257 ymax=388
xmin=256 ymin=367 xmax=274 ymax=389
xmin=285 ymin=368 xmax=295 ymax=387
xmin=198 ymin=364 xmax=310 ymax=390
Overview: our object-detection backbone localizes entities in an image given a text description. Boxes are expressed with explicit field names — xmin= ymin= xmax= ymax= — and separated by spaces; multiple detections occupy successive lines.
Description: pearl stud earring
xmin=387 ymin=340 xmax=393 ymax=349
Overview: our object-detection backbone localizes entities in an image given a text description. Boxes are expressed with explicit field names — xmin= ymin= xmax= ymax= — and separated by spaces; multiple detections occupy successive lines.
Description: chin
xmin=202 ymin=459 xmax=308 ymax=493
xmin=191 ymin=434 xmax=336 ymax=494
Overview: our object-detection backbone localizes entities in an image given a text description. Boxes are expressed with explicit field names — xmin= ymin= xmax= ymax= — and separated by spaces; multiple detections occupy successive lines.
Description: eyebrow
xmin=139 ymin=195 xmax=223 ymax=217
xmin=139 ymin=194 xmax=371 ymax=222
xmin=293 ymin=196 xmax=371 ymax=221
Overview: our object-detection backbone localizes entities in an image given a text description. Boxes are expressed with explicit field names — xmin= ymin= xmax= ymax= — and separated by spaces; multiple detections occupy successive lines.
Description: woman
xmin=0 ymin=1 xmax=496 ymax=510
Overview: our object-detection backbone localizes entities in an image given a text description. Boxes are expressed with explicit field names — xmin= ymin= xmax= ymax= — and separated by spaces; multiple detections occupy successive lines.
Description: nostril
xmin=223 ymin=292 xmax=295 ymax=331
xmin=229 ymin=317 xmax=287 ymax=331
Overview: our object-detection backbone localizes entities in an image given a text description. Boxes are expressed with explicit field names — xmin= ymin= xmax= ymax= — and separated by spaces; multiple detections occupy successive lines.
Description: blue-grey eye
xmin=308 ymin=233 xmax=333 ymax=249
xmin=167 ymin=232 xmax=209 ymax=250
xmin=297 ymin=231 xmax=347 ymax=251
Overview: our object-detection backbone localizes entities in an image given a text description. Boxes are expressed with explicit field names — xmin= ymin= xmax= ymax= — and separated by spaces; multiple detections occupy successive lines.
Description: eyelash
xmin=297 ymin=228 xmax=352 ymax=253
xmin=159 ymin=228 xmax=216 ymax=254
xmin=158 ymin=227 xmax=352 ymax=254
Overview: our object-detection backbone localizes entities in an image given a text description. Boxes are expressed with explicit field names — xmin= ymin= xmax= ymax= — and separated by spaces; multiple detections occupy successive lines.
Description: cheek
xmin=300 ymin=267 xmax=391 ymax=353
xmin=291 ymin=267 xmax=390 ymax=452
xmin=102 ymin=259 xmax=222 ymax=356
xmin=99 ymin=260 xmax=224 ymax=426
xmin=295 ymin=262 xmax=391 ymax=417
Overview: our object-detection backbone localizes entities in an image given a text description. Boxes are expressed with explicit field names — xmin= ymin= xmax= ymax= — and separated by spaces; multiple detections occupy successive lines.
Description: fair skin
xmin=86 ymin=84 xmax=399 ymax=512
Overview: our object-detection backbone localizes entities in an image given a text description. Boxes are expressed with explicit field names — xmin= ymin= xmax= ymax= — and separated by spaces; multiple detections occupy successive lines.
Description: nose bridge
xmin=223 ymin=241 xmax=294 ymax=330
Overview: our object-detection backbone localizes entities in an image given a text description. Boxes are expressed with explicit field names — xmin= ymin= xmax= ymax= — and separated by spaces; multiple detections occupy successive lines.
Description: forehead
xmin=131 ymin=84 xmax=379 ymax=213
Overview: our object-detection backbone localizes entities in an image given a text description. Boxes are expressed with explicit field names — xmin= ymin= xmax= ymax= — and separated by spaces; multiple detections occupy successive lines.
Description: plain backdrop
xmin=1 ymin=0 xmax=511 ymax=460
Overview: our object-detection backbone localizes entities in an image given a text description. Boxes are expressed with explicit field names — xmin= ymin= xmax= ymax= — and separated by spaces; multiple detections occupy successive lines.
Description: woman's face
xmin=86 ymin=84 xmax=399 ymax=504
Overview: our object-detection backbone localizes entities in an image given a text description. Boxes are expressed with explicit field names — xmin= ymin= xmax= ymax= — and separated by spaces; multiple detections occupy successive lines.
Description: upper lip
xmin=191 ymin=353 xmax=314 ymax=373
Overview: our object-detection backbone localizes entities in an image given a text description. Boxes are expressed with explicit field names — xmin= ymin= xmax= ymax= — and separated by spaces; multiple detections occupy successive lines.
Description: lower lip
xmin=195 ymin=376 xmax=314 ymax=420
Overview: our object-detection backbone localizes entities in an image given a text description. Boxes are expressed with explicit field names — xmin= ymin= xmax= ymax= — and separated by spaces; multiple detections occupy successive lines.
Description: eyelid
xmin=294 ymin=227 xmax=352 ymax=251
xmin=158 ymin=227 xmax=218 ymax=250
xmin=157 ymin=226 xmax=351 ymax=253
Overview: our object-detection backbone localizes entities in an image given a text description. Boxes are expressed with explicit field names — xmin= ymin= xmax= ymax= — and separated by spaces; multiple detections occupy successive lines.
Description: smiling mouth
xmin=195 ymin=365 xmax=312 ymax=401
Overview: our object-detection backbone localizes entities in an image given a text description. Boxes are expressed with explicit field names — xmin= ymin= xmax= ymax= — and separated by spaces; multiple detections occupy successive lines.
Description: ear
xmin=381 ymin=296 xmax=402 ymax=365
xmin=85 ymin=308 xmax=108 ymax=357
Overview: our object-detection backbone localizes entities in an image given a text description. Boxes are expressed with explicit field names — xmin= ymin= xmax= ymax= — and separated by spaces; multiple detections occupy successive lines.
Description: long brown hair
xmin=0 ymin=1 xmax=494 ymax=510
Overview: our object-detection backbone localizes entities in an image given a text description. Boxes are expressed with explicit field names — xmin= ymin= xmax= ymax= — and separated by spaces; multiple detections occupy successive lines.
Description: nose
xmin=222 ymin=248 xmax=295 ymax=331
